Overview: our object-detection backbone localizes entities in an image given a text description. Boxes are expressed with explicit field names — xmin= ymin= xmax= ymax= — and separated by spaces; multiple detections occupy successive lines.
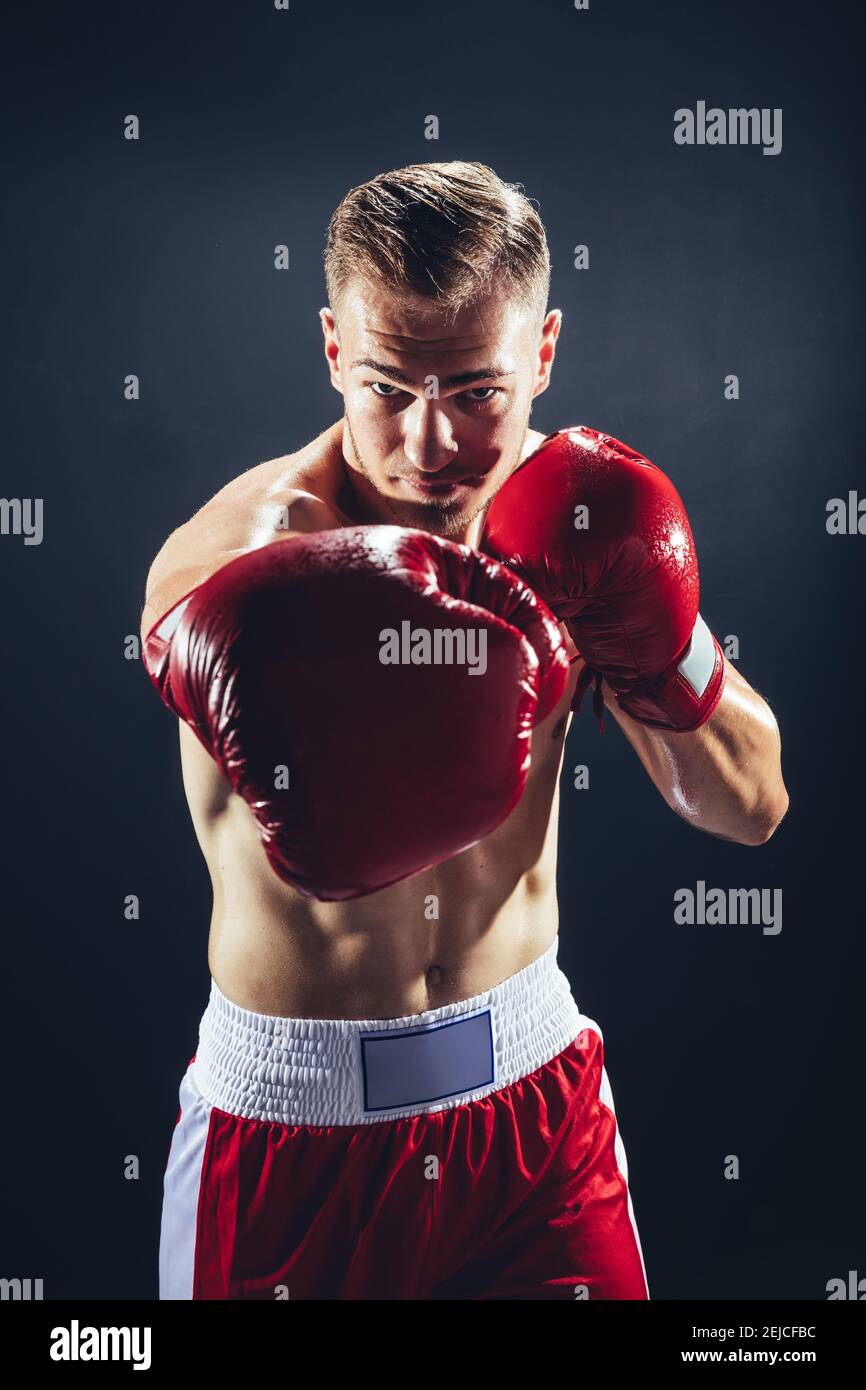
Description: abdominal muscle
xmin=179 ymin=662 xmax=577 ymax=1021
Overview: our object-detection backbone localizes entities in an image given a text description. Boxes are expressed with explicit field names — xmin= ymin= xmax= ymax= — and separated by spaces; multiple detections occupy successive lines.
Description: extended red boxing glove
xmin=143 ymin=525 xmax=569 ymax=900
xmin=481 ymin=427 xmax=725 ymax=733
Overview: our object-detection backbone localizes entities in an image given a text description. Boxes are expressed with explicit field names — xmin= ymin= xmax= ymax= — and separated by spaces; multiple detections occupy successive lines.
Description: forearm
xmin=602 ymin=659 xmax=789 ymax=845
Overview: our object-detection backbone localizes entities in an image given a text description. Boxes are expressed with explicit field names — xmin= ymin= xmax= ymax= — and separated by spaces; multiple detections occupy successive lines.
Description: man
xmin=143 ymin=161 xmax=788 ymax=1300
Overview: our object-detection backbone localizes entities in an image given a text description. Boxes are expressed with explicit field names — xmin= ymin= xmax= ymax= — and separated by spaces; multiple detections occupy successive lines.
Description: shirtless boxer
xmin=143 ymin=161 xmax=788 ymax=1300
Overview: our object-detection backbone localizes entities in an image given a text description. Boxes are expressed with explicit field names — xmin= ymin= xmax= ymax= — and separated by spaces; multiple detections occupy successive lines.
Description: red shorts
xmin=159 ymin=937 xmax=648 ymax=1300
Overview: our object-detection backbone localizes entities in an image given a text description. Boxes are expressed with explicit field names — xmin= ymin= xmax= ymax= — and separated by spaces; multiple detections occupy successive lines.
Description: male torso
xmin=143 ymin=421 xmax=581 ymax=1019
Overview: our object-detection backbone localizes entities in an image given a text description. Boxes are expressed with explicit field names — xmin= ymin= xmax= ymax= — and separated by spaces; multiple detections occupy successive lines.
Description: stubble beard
xmin=343 ymin=412 xmax=526 ymax=540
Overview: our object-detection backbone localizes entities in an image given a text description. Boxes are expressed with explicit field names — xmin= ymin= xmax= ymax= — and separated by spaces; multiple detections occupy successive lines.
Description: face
xmin=320 ymin=279 xmax=561 ymax=540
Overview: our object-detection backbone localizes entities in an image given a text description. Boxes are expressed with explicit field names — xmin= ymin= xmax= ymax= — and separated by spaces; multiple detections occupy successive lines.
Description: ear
xmin=319 ymin=307 xmax=343 ymax=395
xmin=531 ymin=309 xmax=562 ymax=400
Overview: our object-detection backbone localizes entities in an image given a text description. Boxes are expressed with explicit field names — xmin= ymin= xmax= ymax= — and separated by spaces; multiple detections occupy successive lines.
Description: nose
xmin=401 ymin=398 xmax=460 ymax=476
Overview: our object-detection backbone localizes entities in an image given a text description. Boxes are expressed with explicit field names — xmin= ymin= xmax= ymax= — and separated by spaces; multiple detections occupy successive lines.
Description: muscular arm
xmin=141 ymin=492 xmax=339 ymax=639
xmin=602 ymin=658 xmax=788 ymax=845
xmin=140 ymin=423 xmax=348 ymax=642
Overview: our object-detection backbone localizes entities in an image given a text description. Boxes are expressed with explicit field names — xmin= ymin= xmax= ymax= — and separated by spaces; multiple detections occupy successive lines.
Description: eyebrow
xmin=349 ymin=357 xmax=514 ymax=388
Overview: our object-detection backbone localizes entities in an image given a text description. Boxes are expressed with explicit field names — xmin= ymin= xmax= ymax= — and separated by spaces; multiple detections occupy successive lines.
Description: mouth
xmin=398 ymin=475 xmax=481 ymax=497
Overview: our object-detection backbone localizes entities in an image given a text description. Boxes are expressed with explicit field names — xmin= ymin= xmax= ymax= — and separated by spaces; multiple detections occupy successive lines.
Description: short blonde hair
xmin=324 ymin=160 xmax=550 ymax=328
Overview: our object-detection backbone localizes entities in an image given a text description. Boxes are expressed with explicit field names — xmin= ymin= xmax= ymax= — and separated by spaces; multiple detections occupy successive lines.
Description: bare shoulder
xmin=196 ymin=419 xmax=347 ymax=515
xmin=142 ymin=420 xmax=346 ymax=636
xmin=522 ymin=426 xmax=551 ymax=459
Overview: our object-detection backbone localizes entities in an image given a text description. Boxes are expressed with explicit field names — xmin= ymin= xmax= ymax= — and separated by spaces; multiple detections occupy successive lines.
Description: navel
xmin=426 ymin=964 xmax=443 ymax=990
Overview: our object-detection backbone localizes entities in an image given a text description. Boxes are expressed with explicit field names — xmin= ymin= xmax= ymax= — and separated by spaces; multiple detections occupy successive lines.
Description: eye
xmin=368 ymin=381 xmax=402 ymax=397
xmin=464 ymin=386 xmax=501 ymax=406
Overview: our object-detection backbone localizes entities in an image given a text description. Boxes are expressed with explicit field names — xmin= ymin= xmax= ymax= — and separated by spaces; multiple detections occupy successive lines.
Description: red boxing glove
xmin=143 ymin=525 xmax=569 ymax=900
xmin=481 ymin=427 xmax=725 ymax=733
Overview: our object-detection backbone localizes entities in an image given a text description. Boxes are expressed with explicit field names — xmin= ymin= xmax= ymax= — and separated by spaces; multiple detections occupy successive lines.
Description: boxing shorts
xmin=159 ymin=936 xmax=649 ymax=1300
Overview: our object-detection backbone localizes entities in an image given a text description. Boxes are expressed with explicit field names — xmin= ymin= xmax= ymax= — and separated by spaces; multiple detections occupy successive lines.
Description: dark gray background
xmin=2 ymin=0 xmax=863 ymax=1299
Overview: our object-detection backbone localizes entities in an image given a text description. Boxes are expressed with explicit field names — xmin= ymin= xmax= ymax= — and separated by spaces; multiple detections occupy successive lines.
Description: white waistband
xmin=190 ymin=936 xmax=594 ymax=1125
